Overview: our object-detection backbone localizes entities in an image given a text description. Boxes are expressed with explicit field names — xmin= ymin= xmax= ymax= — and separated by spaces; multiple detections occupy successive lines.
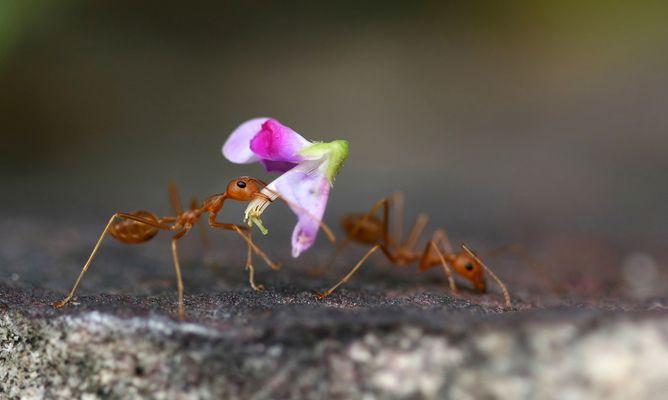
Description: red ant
xmin=53 ymin=177 xmax=281 ymax=319
xmin=316 ymin=193 xmax=512 ymax=308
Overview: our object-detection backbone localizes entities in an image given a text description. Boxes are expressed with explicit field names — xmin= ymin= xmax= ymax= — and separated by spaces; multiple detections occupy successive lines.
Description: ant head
xmin=452 ymin=251 xmax=486 ymax=292
xmin=225 ymin=177 xmax=267 ymax=201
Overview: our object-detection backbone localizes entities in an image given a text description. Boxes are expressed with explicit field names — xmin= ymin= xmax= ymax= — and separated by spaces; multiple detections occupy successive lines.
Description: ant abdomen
xmin=109 ymin=211 xmax=160 ymax=244
xmin=341 ymin=214 xmax=383 ymax=244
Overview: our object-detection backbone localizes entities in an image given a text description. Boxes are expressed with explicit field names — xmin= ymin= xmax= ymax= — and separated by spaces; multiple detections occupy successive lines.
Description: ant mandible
xmin=53 ymin=176 xmax=280 ymax=319
xmin=317 ymin=193 xmax=512 ymax=308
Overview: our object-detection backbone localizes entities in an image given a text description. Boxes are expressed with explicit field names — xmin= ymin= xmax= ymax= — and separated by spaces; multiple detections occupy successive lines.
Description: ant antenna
xmin=462 ymin=244 xmax=511 ymax=308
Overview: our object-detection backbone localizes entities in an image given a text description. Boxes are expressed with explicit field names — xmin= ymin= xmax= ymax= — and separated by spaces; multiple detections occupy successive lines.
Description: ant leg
xmin=53 ymin=213 xmax=174 ymax=309
xmin=419 ymin=237 xmax=458 ymax=294
xmin=53 ymin=214 xmax=118 ymax=308
xmin=208 ymin=212 xmax=280 ymax=271
xmin=170 ymin=229 xmax=190 ymax=320
xmin=486 ymin=243 xmax=563 ymax=293
xmin=189 ymin=197 xmax=210 ymax=250
xmin=319 ymin=237 xmax=353 ymax=274
xmin=391 ymin=191 xmax=405 ymax=247
xmin=403 ymin=213 xmax=429 ymax=252
xmin=462 ymin=245 xmax=511 ymax=308
xmin=317 ymin=244 xmax=382 ymax=299
xmin=198 ymin=222 xmax=210 ymax=250
xmin=189 ymin=197 xmax=200 ymax=210
xmin=168 ymin=182 xmax=184 ymax=214
xmin=116 ymin=213 xmax=175 ymax=230
xmin=322 ymin=197 xmax=392 ymax=271
xmin=211 ymin=213 xmax=281 ymax=270
xmin=231 ymin=226 xmax=281 ymax=271
xmin=432 ymin=228 xmax=454 ymax=253
xmin=345 ymin=198 xmax=391 ymax=241
xmin=243 ymin=230 xmax=264 ymax=291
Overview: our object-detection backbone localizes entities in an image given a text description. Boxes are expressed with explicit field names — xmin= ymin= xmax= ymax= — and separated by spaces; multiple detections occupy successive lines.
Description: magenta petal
xmin=250 ymin=119 xmax=310 ymax=163
xmin=222 ymin=118 xmax=268 ymax=163
xmin=260 ymin=159 xmax=298 ymax=173
xmin=269 ymin=163 xmax=330 ymax=257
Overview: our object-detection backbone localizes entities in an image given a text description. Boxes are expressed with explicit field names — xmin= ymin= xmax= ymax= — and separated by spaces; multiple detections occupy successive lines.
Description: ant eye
xmin=465 ymin=262 xmax=474 ymax=271
xmin=236 ymin=181 xmax=247 ymax=188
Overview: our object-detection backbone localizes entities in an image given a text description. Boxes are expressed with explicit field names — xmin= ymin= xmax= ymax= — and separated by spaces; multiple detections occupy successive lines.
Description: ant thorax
xmin=175 ymin=208 xmax=204 ymax=227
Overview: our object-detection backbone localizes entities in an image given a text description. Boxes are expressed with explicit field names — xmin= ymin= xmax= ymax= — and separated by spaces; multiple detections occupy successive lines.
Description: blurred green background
xmin=1 ymin=0 xmax=666 ymax=246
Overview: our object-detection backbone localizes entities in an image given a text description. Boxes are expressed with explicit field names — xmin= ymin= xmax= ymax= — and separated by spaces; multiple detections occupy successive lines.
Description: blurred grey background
xmin=1 ymin=0 xmax=667 ymax=248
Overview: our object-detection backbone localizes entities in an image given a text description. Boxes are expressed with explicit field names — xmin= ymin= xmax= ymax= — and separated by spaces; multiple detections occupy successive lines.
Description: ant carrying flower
xmin=54 ymin=118 xmax=351 ymax=320
xmin=53 ymin=177 xmax=280 ymax=319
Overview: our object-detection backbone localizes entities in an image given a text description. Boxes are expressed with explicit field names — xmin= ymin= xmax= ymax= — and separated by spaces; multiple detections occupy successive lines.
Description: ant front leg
xmin=53 ymin=213 xmax=175 ymax=309
xmin=242 ymin=229 xmax=264 ymax=291
xmin=208 ymin=213 xmax=279 ymax=291
xmin=432 ymin=228 xmax=454 ymax=254
xmin=418 ymin=231 xmax=458 ymax=294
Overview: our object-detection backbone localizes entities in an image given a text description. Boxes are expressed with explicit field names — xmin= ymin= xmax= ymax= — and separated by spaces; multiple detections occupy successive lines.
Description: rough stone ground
xmin=1 ymin=216 xmax=667 ymax=399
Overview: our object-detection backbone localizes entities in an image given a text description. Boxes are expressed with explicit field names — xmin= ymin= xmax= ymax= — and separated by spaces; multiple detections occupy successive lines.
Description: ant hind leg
xmin=322 ymin=197 xmax=392 ymax=272
xmin=53 ymin=213 xmax=173 ymax=309
xmin=53 ymin=214 xmax=118 ymax=309
xmin=316 ymin=244 xmax=383 ymax=299
xmin=419 ymin=237 xmax=458 ymax=295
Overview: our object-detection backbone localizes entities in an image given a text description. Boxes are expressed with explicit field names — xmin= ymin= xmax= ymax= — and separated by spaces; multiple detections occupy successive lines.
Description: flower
xmin=222 ymin=118 xmax=349 ymax=257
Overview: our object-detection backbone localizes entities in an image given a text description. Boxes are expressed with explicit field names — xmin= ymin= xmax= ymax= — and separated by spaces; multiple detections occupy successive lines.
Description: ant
xmin=53 ymin=177 xmax=280 ymax=319
xmin=316 ymin=193 xmax=512 ymax=308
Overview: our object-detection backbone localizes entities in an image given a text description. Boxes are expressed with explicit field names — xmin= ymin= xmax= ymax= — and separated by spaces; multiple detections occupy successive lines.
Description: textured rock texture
xmin=1 ymin=217 xmax=667 ymax=399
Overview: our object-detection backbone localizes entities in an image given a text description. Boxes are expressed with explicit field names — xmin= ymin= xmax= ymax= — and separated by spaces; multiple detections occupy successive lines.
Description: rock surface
xmin=1 ymin=216 xmax=667 ymax=399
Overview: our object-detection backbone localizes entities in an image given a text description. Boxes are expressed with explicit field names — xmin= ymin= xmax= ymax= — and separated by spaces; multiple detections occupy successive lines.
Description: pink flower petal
xmin=250 ymin=119 xmax=310 ymax=163
xmin=260 ymin=159 xmax=298 ymax=173
xmin=268 ymin=161 xmax=330 ymax=257
xmin=222 ymin=118 xmax=268 ymax=163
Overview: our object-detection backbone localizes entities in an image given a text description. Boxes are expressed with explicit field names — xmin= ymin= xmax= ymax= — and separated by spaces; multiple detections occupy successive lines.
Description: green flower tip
xmin=245 ymin=206 xmax=269 ymax=235
xmin=300 ymin=139 xmax=349 ymax=184
xmin=248 ymin=215 xmax=269 ymax=235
